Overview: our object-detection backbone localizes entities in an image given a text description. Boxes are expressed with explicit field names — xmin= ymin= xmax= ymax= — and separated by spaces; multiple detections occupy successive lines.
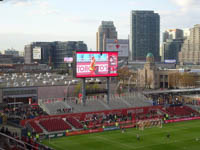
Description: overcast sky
xmin=0 ymin=0 xmax=200 ymax=51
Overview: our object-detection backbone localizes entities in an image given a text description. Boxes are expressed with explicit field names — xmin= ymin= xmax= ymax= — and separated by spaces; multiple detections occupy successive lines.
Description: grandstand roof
xmin=143 ymin=88 xmax=200 ymax=95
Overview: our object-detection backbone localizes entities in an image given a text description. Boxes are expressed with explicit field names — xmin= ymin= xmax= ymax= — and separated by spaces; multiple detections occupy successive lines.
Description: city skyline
xmin=0 ymin=0 xmax=199 ymax=52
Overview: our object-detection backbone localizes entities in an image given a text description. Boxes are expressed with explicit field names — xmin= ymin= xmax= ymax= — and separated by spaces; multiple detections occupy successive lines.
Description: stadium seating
xmin=42 ymin=101 xmax=72 ymax=115
xmin=22 ymin=105 xmax=199 ymax=134
xmin=183 ymin=106 xmax=199 ymax=115
xmin=39 ymin=118 xmax=71 ymax=132
xmin=66 ymin=117 xmax=83 ymax=129
xmin=28 ymin=121 xmax=43 ymax=133
xmin=166 ymin=106 xmax=195 ymax=117
xmin=66 ymin=92 xmax=152 ymax=113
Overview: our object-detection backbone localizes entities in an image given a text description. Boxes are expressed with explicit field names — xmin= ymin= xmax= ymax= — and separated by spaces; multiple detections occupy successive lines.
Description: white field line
xmin=94 ymin=135 xmax=198 ymax=150
xmin=131 ymin=137 xmax=197 ymax=149
xmin=49 ymin=142 xmax=67 ymax=150
xmin=95 ymin=135 xmax=133 ymax=149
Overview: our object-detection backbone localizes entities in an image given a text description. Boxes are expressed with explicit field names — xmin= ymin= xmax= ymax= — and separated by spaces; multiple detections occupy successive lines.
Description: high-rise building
xmin=179 ymin=24 xmax=200 ymax=65
xmin=161 ymin=29 xmax=184 ymax=62
xmin=4 ymin=48 xmax=19 ymax=57
xmin=130 ymin=10 xmax=160 ymax=61
xmin=24 ymin=42 xmax=53 ymax=64
xmin=96 ymin=21 xmax=117 ymax=51
xmin=162 ymin=39 xmax=184 ymax=62
xmin=162 ymin=29 xmax=183 ymax=42
xmin=24 ymin=41 xmax=87 ymax=67
xmin=183 ymin=28 xmax=190 ymax=38
xmin=54 ymin=41 xmax=87 ymax=67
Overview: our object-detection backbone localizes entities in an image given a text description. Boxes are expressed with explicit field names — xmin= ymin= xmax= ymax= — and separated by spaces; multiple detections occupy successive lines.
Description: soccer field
xmin=41 ymin=120 xmax=200 ymax=150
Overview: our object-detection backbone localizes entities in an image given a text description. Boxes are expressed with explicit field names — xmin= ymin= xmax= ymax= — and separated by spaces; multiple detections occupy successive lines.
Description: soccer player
xmin=137 ymin=134 xmax=140 ymax=141
xmin=166 ymin=132 xmax=170 ymax=139
xmin=121 ymin=127 xmax=125 ymax=133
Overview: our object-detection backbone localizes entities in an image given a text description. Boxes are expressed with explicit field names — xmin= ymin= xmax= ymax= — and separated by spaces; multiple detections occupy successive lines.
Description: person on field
xmin=137 ymin=134 xmax=140 ymax=141
xmin=166 ymin=132 xmax=170 ymax=139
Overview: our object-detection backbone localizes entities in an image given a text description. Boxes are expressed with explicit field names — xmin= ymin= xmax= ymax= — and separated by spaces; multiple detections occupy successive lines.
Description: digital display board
xmin=74 ymin=51 xmax=118 ymax=78
xmin=64 ymin=57 xmax=73 ymax=63
xmin=164 ymin=59 xmax=176 ymax=64
xmin=33 ymin=47 xmax=41 ymax=60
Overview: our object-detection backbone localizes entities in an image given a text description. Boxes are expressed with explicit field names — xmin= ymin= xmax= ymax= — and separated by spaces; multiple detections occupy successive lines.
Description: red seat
xmin=66 ymin=117 xmax=83 ymax=129
xmin=39 ymin=118 xmax=71 ymax=132
xmin=29 ymin=121 xmax=43 ymax=133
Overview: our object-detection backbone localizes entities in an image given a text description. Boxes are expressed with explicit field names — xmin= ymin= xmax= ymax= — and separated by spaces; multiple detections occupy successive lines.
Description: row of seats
xmin=67 ymin=92 xmax=152 ymax=113
xmin=39 ymin=118 xmax=71 ymax=132
xmin=66 ymin=117 xmax=83 ymax=129
xmin=166 ymin=106 xmax=193 ymax=117
xmin=28 ymin=121 xmax=43 ymax=133
xmin=28 ymin=106 xmax=199 ymax=132
xmin=183 ymin=106 xmax=199 ymax=115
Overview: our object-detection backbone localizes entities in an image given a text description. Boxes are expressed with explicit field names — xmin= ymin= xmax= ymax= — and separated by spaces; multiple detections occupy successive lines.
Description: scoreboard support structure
xmin=82 ymin=78 xmax=86 ymax=106
xmin=106 ymin=77 xmax=110 ymax=104
xmin=81 ymin=77 xmax=110 ymax=106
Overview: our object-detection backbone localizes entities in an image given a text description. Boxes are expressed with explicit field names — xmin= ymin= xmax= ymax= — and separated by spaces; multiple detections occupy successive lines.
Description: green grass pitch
xmin=41 ymin=120 xmax=200 ymax=150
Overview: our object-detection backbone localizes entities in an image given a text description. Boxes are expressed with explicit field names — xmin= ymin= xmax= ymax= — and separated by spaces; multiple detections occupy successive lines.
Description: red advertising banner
xmin=75 ymin=51 xmax=118 ymax=78
xmin=121 ymin=124 xmax=135 ymax=129
xmin=66 ymin=128 xmax=103 ymax=136
xmin=165 ymin=116 xmax=200 ymax=124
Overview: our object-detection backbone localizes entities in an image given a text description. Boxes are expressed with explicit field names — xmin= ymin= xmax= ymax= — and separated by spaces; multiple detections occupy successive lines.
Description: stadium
xmin=1 ymin=52 xmax=200 ymax=150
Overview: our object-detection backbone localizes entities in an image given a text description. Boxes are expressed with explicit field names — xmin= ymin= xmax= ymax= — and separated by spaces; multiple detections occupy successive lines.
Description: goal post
xmin=136 ymin=118 xmax=162 ymax=130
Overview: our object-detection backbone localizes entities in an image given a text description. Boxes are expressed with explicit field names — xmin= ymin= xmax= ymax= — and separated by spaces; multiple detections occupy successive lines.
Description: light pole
xmin=67 ymin=81 xmax=71 ymax=100
xmin=128 ymin=75 xmax=133 ymax=93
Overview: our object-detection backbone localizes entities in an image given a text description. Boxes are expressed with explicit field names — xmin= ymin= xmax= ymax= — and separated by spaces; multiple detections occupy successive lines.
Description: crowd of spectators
xmin=0 ymin=126 xmax=53 ymax=150
xmin=56 ymin=107 xmax=73 ymax=113
xmin=135 ymin=109 xmax=160 ymax=120
xmin=83 ymin=112 xmax=133 ymax=129
xmin=3 ymin=104 xmax=47 ymax=120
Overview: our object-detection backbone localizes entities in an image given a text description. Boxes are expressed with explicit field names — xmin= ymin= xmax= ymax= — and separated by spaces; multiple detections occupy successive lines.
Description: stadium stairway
xmin=65 ymin=117 xmax=83 ymax=130
xmin=98 ymin=98 xmax=111 ymax=110
xmin=35 ymin=121 xmax=48 ymax=134
xmin=63 ymin=118 xmax=76 ymax=130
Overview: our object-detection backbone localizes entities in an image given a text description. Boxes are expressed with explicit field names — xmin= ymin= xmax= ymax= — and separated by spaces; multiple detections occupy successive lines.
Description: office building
xmin=130 ymin=10 xmax=160 ymax=61
xmin=179 ymin=24 xmax=200 ymax=65
xmin=183 ymin=28 xmax=191 ymax=38
xmin=162 ymin=29 xmax=183 ymax=42
xmin=24 ymin=41 xmax=87 ymax=67
xmin=24 ymin=42 xmax=54 ymax=64
xmin=161 ymin=29 xmax=184 ymax=62
xmin=4 ymin=48 xmax=19 ymax=57
xmin=96 ymin=21 xmax=117 ymax=51
xmin=162 ymin=39 xmax=184 ymax=62
xmin=54 ymin=41 xmax=87 ymax=67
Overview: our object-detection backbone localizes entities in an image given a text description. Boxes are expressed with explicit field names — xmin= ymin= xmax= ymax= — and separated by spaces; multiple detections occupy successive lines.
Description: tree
xmin=74 ymin=82 xmax=101 ymax=97
xmin=117 ymin=67 xmax=132 ymax=84
xmin=117 ymin=67 xmax=136 ymax=87
xmin=179 ymin=72 xmax=196 ymax=87
xmin=168 ymin=72 xmax=180 ymax=88
xmin=169 ymin=72 xmax=197 ymax=88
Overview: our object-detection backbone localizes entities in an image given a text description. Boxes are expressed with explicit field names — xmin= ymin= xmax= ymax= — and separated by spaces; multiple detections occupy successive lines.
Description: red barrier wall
xmin=165 ymin=116 xmax=200 ymax=123
xmin=21 ymin=106 xmax=162 ymax=126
